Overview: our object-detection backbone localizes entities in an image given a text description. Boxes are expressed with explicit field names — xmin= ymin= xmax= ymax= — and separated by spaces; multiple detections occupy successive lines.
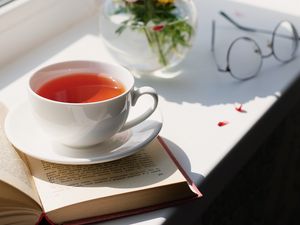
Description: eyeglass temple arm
xmin=211 ymin=20 xmax=229 ymax=73
xmin=220 ymin=11 xmax=300 ymax=41
xmin=219 ymin=11 xmax=274 ymax=36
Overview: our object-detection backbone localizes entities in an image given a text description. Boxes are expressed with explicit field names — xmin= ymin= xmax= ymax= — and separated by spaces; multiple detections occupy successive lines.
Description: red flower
xmin=152 ymin=25 xmax=164 ymax=32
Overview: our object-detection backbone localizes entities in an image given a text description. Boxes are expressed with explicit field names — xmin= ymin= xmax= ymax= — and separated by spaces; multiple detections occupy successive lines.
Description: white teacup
xmin=28 ymin=60 xmax=158 ymax=148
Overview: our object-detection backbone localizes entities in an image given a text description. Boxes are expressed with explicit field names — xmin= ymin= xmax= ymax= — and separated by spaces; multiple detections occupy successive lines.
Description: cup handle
xmin=120 ymin=86 xmax=158 ymax=132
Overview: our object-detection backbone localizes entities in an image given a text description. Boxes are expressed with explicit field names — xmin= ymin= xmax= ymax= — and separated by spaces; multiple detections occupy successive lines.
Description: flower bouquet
xmin=99 ymin=0 xmax=197 ymax=74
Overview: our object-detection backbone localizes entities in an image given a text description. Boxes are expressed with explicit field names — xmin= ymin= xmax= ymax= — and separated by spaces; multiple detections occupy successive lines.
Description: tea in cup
xmin=28 ymin=60 xmax=158 ymax=148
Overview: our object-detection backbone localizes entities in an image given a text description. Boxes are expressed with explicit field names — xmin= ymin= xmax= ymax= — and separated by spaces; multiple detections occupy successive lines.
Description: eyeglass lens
xmin=273 ymin=21 xmax=298 ymax=62
xmin=228 ymin=37 xmax=263 ymax=80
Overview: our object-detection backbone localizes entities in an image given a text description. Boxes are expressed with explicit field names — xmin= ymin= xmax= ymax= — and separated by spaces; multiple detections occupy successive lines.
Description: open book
xmin=0 ymin=104 xmax=201 ymax=225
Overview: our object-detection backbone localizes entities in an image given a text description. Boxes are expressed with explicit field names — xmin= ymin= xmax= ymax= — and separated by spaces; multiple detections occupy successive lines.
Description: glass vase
xmin=99 ymin=0 xmax=197 ymax=77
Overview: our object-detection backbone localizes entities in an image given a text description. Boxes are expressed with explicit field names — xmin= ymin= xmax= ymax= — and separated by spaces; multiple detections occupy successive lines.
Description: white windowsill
xmin=1 ymin=1 xmax=300 ymax=225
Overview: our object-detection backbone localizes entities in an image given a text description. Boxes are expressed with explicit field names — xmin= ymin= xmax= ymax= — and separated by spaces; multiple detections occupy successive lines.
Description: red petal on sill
xmin=235 ymin=104 xmax=247 ymax=113
xmin=152 ymin=25 xmax=164 ymax=32
xmin=218 ymin=121 xmax=229 ymax=127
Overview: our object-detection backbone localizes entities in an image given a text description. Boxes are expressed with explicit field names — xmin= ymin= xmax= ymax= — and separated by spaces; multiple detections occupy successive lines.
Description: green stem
xmin=153 ymin=31 xmax=168 ymax=66
xmin=143 ymin=0 xmax=168 ymax=66
xmin=143 ymin=27 xmax=154 ymax=48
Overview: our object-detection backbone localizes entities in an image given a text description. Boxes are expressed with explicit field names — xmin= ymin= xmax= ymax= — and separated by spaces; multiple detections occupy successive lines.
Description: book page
xmin=0 ymin=103 xmax=41 ymax=205
xmin=27 ymin=139 xmax=188 ymax=213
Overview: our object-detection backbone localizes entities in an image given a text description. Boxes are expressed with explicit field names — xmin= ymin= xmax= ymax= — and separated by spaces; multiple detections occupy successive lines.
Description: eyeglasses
xmin=211 ymin=11 xmax=300 ymax=81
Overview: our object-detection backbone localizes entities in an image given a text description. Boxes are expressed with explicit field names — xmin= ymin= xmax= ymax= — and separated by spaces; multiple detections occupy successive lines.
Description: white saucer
xmin=4 ymin=102 xmax=162 ymax=165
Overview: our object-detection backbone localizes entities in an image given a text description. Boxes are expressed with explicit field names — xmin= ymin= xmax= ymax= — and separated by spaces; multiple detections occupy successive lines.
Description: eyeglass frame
xmin=211 ymin=11 xmax=300 ymax=81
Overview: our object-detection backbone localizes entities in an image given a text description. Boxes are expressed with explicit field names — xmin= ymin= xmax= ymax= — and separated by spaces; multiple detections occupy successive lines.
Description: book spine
xmin=36 ymin=212 xmax=56 ymax=225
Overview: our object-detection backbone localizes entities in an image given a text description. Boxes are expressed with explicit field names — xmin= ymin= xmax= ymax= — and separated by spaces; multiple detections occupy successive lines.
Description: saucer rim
xmin=4 ymin=101 xmax=163 ymax=165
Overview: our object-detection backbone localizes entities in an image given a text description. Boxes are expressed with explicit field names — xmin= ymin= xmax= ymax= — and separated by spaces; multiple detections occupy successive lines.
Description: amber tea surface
xmin=36 ymin=73 xmax=126 ymax=103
